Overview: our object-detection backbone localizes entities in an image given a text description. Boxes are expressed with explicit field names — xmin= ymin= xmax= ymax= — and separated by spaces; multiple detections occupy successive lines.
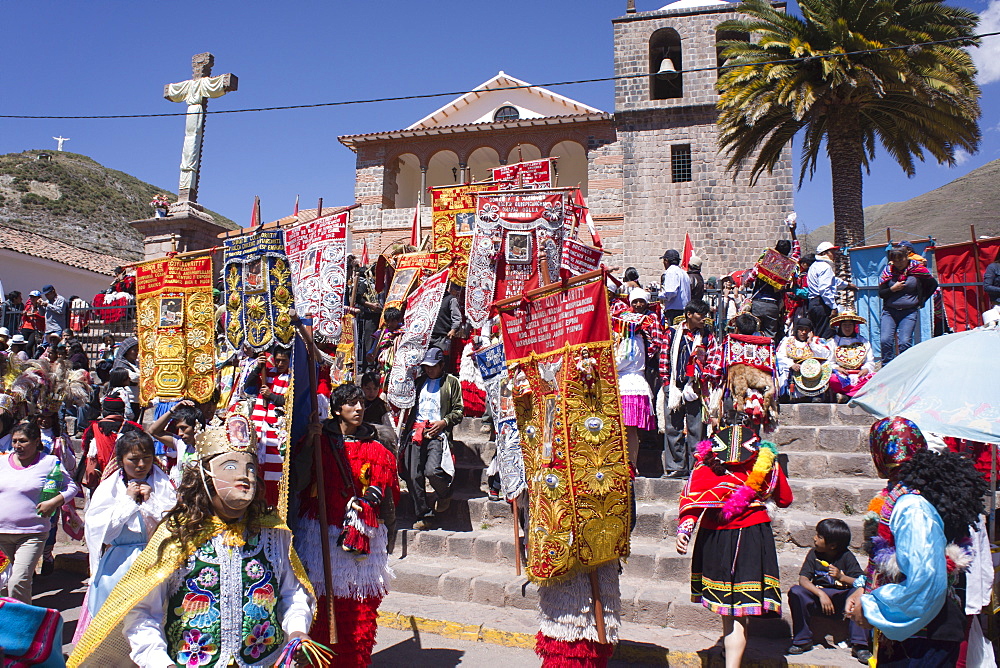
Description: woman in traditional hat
xmin=613 ymin=287 xmax=662 ymax=466
xmin=828 ymin=310 xmax=875 ymax=399
xmin=775 ymin=317 xmax=833 ymax=402
xmin=676 ymin=427 xmax=793 ymax=668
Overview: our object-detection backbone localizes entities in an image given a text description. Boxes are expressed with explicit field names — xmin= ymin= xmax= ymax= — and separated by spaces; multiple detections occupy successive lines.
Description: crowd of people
xmin=0 ymin=234 xmax=994 ymax=668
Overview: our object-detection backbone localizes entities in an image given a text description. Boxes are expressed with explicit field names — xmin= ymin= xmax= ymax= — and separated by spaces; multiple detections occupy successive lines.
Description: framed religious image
xmin=244 ymin=258 xmax=266 ymax=293
xmin=506 ymin=231 xmax=532 ymax=265
xmin=541 ymin=395 xmax=558 ymax=456
xmin=301 ymin=247 xmax=319 ymax=277
xmin=226 ymin=414 xmax=252 ymax=451
xmin=159 ymin=295 xmax=184 ymax=328
xmin=384 ymin=267 xmax=418 ymax=306
xmin=455 ymin=212 xmax=476 ymax=237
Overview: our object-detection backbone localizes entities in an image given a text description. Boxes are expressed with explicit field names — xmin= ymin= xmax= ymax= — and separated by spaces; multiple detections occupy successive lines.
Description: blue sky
xmin=1 ymin=0 xmax=997 ymax=238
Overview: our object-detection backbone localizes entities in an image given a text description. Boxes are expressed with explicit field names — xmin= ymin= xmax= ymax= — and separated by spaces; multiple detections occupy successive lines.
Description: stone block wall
xmin=611 ymin=3 xmax=794 ymax=282
xmin=586 ymin=138 xmax=625 ymax=257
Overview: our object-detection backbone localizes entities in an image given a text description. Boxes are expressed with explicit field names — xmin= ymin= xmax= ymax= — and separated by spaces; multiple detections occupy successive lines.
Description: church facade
xmin=339 ymin=0 xmax=793 ymax=280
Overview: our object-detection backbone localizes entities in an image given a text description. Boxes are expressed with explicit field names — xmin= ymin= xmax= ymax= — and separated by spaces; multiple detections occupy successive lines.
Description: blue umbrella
xmin=851 ymin=327 xmax=1000 ymax=444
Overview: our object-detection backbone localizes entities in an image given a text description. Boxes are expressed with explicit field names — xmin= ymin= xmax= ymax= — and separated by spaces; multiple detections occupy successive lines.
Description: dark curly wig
xmin=897 ymin=449 xmax=987 ymax=543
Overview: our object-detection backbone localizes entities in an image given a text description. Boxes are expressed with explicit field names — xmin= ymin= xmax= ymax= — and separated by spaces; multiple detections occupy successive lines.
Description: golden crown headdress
xmin=194 ymin=411 xmax=257 ymax=461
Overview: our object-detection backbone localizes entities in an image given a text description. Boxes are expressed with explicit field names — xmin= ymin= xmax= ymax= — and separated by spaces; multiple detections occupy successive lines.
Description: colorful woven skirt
xmin=618 ymin=372 xmax=656 ymax=431
xmin=690 ymin=522 xmax=781 ymax=617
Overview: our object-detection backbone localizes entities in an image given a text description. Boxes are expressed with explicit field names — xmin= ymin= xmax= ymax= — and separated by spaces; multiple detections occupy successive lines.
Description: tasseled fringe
xmin=296 ymin=518 xmax=393 ymax=599
xmin=537 ymin=564 xmax=621 ymax=643
xmin=945 ymin=542 xmax=974 ymax=574
xmin=535 ymin=633 xmax=615 ymax=668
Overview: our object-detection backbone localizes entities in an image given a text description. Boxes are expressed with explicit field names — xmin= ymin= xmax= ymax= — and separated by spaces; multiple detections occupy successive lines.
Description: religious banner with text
xmin=499 ymin=276 xmax=630 ymax=583
xmin=560 ymin=237 xmax=604 ymax=276
xmin=473 ymin=341 xmax=526 ymax=500
xmin=386 ymin=268 xmax=451 ymax=409
xmin=431 ymin=184 xmax=491 ymax=287
xmin=466 ymin=190 xmax=571 ymax=328
xmin=284 ymin=211 xmax=348 ymax=341
xmin=491 ymin=158 xmax=554 ymax=190
xmin=224 ymin=229 xmax=296 ymax=352
xmin=135 ymin=257 xmax=216 ymax=405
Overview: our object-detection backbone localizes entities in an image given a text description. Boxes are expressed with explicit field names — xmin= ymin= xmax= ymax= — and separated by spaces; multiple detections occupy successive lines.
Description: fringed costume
xmin=677 ymin=431 xmax=792 ymax=617
xmin=535 ymin=563 xmax=621 ymax=668
xmin=294 ymin=422 xmax=400 ymax=667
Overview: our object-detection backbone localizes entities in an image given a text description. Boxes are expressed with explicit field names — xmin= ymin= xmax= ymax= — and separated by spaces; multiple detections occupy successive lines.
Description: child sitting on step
xmin=787 ymin=518 xmax=871 ymax=664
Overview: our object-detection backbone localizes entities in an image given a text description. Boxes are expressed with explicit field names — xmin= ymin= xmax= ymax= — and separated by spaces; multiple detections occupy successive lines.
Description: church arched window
xmin=649 ymin=28 xmax=683 ymax=100
xmin=494 ymin=106 xmax=520 ymax=122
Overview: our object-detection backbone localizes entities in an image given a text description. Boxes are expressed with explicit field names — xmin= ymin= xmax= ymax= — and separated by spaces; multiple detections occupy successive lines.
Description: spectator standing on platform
xmin=984 ymin=248 xmax=1000 ymax=307
xmin=20 ymin=290 xmax=45 ymax=357
xmin=40 ymin=285 xmax=66 ymax=336
xmin=660 ymin=249 xmax=691 ymax=325
xmin=807 ymin=243 xmax=856 ymax=338
xmin=878 ymin=246 xmax=937 ymax=364
xmin=688 ymin=257 xmax=705 ymax=303
xmin=2 ymin=291 xmax=22 ymax=334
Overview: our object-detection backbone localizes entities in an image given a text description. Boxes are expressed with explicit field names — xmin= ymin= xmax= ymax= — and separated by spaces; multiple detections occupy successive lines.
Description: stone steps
xmin=389 ymin=533 xmax=863 ymax=639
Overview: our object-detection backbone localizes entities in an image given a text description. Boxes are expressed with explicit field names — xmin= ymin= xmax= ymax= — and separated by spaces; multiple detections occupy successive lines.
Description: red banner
xmin=560 ymin=238 xmax=603 ymax=276
xmin=935 ymin=236 xmax=1000 ymax=331
xmin=491 ymin=158 xmax=553 ymax=189
xmin=431 ymin=184 xmax=490 ymax=286
xmin=500 ymin=277 xmax=610 ymax=361
xmin=395 ymin=252 xmax=441 ymax=272
xmin=285 ymin=211 xmax=348 ymax=340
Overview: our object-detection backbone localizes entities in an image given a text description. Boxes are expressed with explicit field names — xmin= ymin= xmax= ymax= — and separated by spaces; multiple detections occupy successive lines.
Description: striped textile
xmin=251 ymin=368 xmax=289 ymax=506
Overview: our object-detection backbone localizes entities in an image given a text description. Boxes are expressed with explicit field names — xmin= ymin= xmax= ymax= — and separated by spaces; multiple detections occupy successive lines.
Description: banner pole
xmin=512 ymin=495 xmax=522 ymax=576
xmin=292 ymin=314 xmax=338 ymax=644
xmin=589 ymin=570 xmax=608 ymax=644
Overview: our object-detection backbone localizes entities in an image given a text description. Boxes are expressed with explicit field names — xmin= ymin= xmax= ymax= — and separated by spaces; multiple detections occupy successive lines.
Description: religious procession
xmin=2 ymin=0 xmax=1000 ymax=666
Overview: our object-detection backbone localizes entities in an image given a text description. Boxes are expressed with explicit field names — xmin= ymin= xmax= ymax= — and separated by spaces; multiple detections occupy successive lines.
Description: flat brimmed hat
xmin=830 ymin=309 xmax=866 ymax=326
xmin=710 ymin=424 xmax=760 ymax=464
xmin=794 ymin=358 xmax=831 ymax=396
xmin=9 ymin=334 xmax=26 ymax=345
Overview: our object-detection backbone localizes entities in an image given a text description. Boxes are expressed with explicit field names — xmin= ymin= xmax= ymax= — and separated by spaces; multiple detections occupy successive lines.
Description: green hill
xmin=803 ymin=158 xmax=1000 ymax=249
xmin=0 ymin=150 xmax=236 ymax=262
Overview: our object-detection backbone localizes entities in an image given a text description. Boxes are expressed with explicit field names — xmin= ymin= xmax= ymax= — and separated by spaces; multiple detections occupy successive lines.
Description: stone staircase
xmin=387 ymin=403 xmax=879 ymax=645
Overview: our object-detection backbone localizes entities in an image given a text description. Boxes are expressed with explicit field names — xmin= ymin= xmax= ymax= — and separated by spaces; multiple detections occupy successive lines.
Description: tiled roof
xmin=0 ymin=226 xmax=125 ymax=276
xmin=339 ymin=113 xmax=612 ymax=149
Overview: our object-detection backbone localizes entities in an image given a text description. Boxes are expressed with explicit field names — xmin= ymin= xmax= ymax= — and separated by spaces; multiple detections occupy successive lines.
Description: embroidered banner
xmin=431 ymin=184 xmax=491 ymax=287
xmin=330 ymin=313 xmax=356 ymax=385
xmin=395 ymin=252 xmax=441 ymax=272
xmin=224 ymin=229 xmax=295 ymax=352
xmin=561 ymin=238 xmax=603 ymax=276
xmin=466 ymin=190 xmax=571 ymax=328
xmin=474 ymin=341 xmax=527 ymax=500
xmin=285 ymin=211 xmax=348 ymax=341
xmin=135 ymin=257 xmax=216 ymax=404
xmin=499 ymin=276 xmax=630 ymax=582
xmin=386 ymin=268 xmax=451 ymax=409
xmin=491 ymin=158 xmax=554 ymax=189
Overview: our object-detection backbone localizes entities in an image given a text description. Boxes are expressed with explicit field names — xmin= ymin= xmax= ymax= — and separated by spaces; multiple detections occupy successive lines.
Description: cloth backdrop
xmin=847 ymin=240 xmax=934 ymax=360
xmin=935 ymin=236 xmax=1000 ymax=331
xmin=499 ymin=275 xmax=631 ymax=583
xmin=135 ymin=257 xmax=216 ymax=404
xmin=284 ymin=211 xmax=348 ymax=341
xmin=224 ymin=229 xmax=296 ymax=352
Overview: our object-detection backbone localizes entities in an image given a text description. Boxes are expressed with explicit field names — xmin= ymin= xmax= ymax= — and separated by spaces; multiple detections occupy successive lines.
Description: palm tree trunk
xmin=827 ymin=113 xmax=866 ymax=259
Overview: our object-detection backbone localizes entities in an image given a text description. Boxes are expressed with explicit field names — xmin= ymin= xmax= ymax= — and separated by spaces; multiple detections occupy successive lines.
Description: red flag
xmin=360 ymin=238 xmax=370 ymax=266
xmin=293 ymin=194 xmax=299 ymax=217
xmin=250 ymin=196 xmax=261 ymax=227
xmin=682 ymin=233 xmax=693 ymax=270
xmin=573 ymin=189 xmax=602 ymax=249
xmin=410 ymin=202 xmax=421 ymax=247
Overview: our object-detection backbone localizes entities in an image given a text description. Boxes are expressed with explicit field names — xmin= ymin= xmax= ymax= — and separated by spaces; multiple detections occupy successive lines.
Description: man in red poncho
xmin=291 ymin=382 xmax=399 ymax=667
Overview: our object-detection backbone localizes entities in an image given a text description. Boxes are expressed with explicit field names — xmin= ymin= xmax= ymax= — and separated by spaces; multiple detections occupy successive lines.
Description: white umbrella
xmin=851 ymin=327 xmax=1000 ymax=444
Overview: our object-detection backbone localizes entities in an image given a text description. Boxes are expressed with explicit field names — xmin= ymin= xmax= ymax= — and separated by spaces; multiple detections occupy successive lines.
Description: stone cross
xmin=164 ymin=53 xmax=238 ymax=204
xmin=52 ymin=136 xmax=70 ymax=151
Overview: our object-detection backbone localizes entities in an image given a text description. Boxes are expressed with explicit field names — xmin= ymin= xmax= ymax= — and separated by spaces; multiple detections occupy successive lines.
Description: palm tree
xmin=716 ymin=0 xmax=981 ymax=250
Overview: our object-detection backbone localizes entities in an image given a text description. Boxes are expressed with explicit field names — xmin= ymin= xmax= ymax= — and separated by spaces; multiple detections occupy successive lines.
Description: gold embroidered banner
xmin=136 ymin=257 xmax=216 ymax=404
xmin=499 ymin=276 xmax=631 ymax=583
xmin=431 ymin=183 xmax=491 ymax=286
